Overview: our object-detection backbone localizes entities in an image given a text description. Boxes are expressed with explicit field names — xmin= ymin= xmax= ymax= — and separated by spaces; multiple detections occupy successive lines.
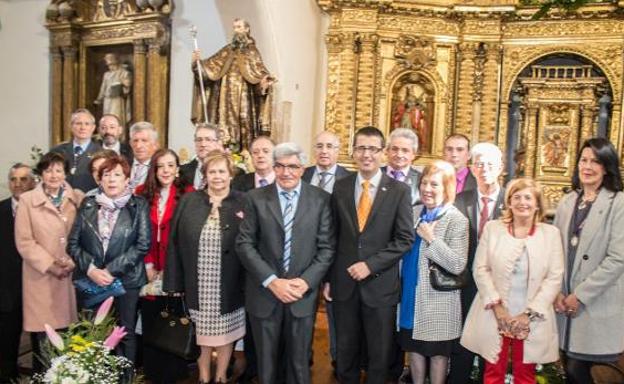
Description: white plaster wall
xmin=0 ymin=0 xmax=50 ymax=198
xmin=0 ymin=0 xmax=327 ymax=197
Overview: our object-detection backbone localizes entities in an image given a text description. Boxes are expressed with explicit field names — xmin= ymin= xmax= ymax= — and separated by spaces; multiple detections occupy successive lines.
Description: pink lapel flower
xmin=236 ymin=210 xmax=244 ymax=219
xmin=103 ymin=326 xmax=127 ymax=349
xmin=94 ymin=297 xmax=114 ymax=325
xmin=44 ymin=324 xmax=65 ymax=351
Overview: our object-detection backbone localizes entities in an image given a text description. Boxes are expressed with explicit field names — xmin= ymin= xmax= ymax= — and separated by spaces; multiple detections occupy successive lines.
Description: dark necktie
xmin=259 ymin=178 xmax=268 ymax=187
xmin=391 ymin=169 xmax=405 ymax=182
xmin=478 ymin=196 xmax=490 ymax=239
xmin=318 ymin=171 xmax=330 ymax=190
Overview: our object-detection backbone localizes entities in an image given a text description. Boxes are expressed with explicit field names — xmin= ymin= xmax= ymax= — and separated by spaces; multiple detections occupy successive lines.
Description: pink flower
xmin=94 ymin=297 xmax=114 ymax=325
xmin=104 ymin=326 xmax=127 ymax=349
xmin=236 ymin=211 xmax=244 ymax=219
xmin=44 ymin=324 xmax=65 ymax=351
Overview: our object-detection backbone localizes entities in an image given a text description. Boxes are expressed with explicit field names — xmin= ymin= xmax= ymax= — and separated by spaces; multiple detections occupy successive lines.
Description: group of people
xmin=0 ymin=107 xmax=623 ymax=384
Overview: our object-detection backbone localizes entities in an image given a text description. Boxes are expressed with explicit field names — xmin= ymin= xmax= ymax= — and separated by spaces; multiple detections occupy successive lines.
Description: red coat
xmin=135 ymin=184 xmax=194 ymax=271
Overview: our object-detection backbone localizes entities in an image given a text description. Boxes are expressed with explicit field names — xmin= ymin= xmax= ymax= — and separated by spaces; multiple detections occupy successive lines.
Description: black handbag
xmin=428 ymin=260 xmax=468 ymax=291
xmin=142 ymin=296 xmax=200 ymax=360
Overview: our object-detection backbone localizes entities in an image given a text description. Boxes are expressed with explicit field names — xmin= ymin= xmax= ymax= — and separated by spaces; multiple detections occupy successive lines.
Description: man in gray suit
xmin=236 ymin=142 xmax=335 ymax=384
xmin=383 ymin=128 xmax=421 ymax=206
xmin=50 ymin=108 xmax=102 ymax=192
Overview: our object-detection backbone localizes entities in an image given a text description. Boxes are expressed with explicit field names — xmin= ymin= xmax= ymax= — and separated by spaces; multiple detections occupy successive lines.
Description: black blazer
xmin=454 ymin=187 xmax=505 ymax=316
xmin=461 ymin=170 xmax=477 ymax=194
xmin=163 ymin=190 xmax=246 ymax=313
xmin=67 ymin=195 xmax=150 ymax=289
xmin=381 ymin=166 xmax=422 ymax=206
xmin=302 ymin=164 xmax=351 ymax=186
xmin=179 ymin=159 xmax=199 ymax=188
xmin=231 ymin=172 xmax=256 ymax=192
xmin=236 ymin=183 xmax=335 ymax=318
xmin=119 ymin=143 xmax=134 ymax=165
xmin=0 ymin=198 xmax=21 ymax=312
xmin=50 ymin=140 xmax=102 ymax=192
xmin=330 ymin=173 xmax=414 ymax=307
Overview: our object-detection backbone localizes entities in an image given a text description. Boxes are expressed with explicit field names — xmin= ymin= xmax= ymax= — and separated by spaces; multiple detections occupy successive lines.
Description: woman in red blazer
xmin=136 ymin=148 xmax=194 ymax=384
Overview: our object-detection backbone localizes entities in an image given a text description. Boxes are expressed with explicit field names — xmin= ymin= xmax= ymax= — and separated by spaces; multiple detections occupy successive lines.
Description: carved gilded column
xmin=133 ymin=39 xmax=147 ymax=123
xmin=62 ymin=46 xmax=78 ymax=141
xmin=355 ymin=33 xmax=378 ymax=128
xmin=455 ymin=42 xmax=477 ymax=138
xmin=523 ymin=103 xmax=539 ymax=178
xmin=51 ymin=48 xmax=64 ymax=144
xmin=323 ymin=32 xmax=344 ymax=137
xmin=147 ymin=40 xmax=165 ymax=146
xmin=471 ymin=43 xmax=487 ymax=144
xmin=580 ymin=104 xmax=596 ymax=144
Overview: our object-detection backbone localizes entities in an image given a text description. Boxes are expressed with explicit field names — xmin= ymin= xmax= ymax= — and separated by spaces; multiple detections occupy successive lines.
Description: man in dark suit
xmin=50 ymin=108 xmax=102 ymax=192
xmin=237 ymin=142 xmax=334 ymax=384
xmin=128 ymin=121 xmax=159 ymax=190
xmin=302 ymin=131 xmax=350 ymax=192
xmin=327 ymin=126 xmax=414 ymax=384
xmin=98 ymin=114 xmax=133 ymax=164
xmin=443 ymin=134 xmax=476 ymax=194
xmin=0 ymin=163 xmax=36 ymax=383
xmin=382 ymin=127 xmax=421 ymax=383
xmin=449 ymin=142 xmax=505 ymax=384
xmin=232 ymin=135 xmax=275 ymax=192
xmin=179 ymin=123 xmax=224 ymax=189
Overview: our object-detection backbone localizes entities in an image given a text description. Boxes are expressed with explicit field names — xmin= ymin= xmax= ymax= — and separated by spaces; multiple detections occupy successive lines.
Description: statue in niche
xmin=391 ymin=82 xmax=433 ymax=153
xmin=94 ymin=53 xmax=132 ymax=126
xmin=191 ymin=18 xmax=275 ymax=151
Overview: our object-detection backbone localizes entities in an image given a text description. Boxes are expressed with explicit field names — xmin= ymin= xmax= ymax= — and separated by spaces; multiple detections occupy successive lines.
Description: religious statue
xmin=543 ymin=131 xmax=568 ymax=167
xmin=191 ymin=18 xmax=274 ymax=151
xmin=94 ymin=53 xmax=132 ymax=126
xmin=392 ymin=94 xmax=429 ymax=153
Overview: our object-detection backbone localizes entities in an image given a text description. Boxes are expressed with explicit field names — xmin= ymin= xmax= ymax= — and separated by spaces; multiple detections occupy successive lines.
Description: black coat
xmin=179 ymin=159 xmax=199 ymax=188
xmin=50 ymin=140 xmax=102 ymax=192
xmin=0 ymin=198 xmax=21 ymax=312
xmin=67 ymin=195 xmax=150 ymax=289
xmin=163 ymin=190 xmax=246 ymax=313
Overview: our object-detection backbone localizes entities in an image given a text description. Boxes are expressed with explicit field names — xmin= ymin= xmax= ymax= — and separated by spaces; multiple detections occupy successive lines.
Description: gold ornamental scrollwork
xmin=394 ymin=35 xmax=437 ymax=71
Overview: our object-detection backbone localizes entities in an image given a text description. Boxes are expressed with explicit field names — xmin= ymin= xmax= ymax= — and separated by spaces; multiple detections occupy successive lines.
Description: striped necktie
xmin=281 ymin=190 xmax=296 ymax=273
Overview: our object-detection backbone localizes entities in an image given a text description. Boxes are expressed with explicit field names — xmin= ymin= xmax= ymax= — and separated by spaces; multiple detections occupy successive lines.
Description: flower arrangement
xmin=30 ymin=297 xmax=142 ymax=384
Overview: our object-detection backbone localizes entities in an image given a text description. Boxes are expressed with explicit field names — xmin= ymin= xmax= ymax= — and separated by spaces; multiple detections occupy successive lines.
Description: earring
xmin=175 ymin=170 xmax=180 ymax=178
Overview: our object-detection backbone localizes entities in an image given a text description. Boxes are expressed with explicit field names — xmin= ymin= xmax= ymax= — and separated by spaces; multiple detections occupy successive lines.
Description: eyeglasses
xmin=194 ymin=137 xmax=219 ymax=143
xmin=314 ymin=143 xmax=338 ymax=151
xmin=353 ymin=146 xmax=383 ymax=154
xmin=473 ymin=161 xmax=500 ymax=169
xmin=274 ymin=162 xmax=302 ymax=172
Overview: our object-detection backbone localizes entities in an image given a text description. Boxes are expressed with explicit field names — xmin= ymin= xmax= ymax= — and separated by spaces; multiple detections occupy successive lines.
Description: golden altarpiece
xmin=46 ymin=0 xmax=172 ymax=148
xmin=317 ymin=0 xmax=624 ymax=209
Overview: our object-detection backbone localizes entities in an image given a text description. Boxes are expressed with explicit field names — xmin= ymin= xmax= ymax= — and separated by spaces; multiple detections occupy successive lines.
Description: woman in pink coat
xmin=460 ymin=178 xmax=564 ymax=384
xmin=15 ymin=152 xmax=83 ymax=372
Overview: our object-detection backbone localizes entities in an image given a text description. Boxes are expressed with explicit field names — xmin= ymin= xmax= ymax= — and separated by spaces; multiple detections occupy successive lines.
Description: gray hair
xmin=471 ymin=142 xmax=502 ymax=162
xmin=70 ymin=108 xmax=95 ymax=125
xmin=273 ymin=142 xmax=307 ymax=165
xmin=129 ymin=121 xmax=158 ymax=142
xmin=388 ymin=128 xmax=419 ymax=152
xmin=195 ymin=122 xmax=220 ymax=140
xmin=8 ymin=162 xmax=34 ymax=180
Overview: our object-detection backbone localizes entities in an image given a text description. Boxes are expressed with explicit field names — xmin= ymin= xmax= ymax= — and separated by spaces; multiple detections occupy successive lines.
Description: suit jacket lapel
xmin=466 ymin=191 xmax=479 ymax=239
xmin=493 ymin=188 xmax=506 ymax=219
xmin=266 ymin=185 xmax=284 ymax=229
xmin=574 ymin=189 xmax=612 ymax=271
xmin=343 ymin=174 xmax=359 ymax=233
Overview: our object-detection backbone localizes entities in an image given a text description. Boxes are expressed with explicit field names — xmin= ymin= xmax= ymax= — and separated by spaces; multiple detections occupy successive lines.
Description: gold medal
xmin=570 ymin=236 xmax=579 ymax=247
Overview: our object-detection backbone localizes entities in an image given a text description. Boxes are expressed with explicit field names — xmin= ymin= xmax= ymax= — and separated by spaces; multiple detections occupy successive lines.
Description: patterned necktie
xmin=478 ymin=196 xmax=490 ymax=239
xmin=131 ymin=163 xmax=148 ymax=188
xmin=391 ymin=169 xmax=405 ymax=182
xmin=259 ymin=178 xmax=268 ymax=187
xmin=357 ymin=180 xmax=372 ymax=232
xmin=74 ymin=146 xmax=83 ymax=156
xmin=318 ymin=171 xmax=330 ymax=190
xmin=281 ymin=191 xmax=295 ymax=273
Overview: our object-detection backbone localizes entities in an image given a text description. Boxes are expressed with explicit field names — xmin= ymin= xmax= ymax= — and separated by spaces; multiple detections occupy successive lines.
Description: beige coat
xmin=15 ymin=183 xmax=83 ymax=331
xmin=460 ymin=220 xmax=564 ymax=364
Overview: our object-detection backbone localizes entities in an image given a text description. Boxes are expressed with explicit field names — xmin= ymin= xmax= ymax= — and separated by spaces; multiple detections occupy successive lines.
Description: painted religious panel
xmin=390 ymin=73 xmax=435 ymax=154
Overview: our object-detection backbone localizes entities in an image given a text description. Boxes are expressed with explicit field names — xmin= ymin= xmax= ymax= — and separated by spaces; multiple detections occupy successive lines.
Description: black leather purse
xmin=142 ymin=296 xmax=200 ymax=360
xmin=429 ymin=261 xmax=468 ymax=291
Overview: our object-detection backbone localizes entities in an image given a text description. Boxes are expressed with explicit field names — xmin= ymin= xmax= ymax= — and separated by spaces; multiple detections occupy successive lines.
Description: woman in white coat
xmin=460 ymin=178 xmax=564 ymax=384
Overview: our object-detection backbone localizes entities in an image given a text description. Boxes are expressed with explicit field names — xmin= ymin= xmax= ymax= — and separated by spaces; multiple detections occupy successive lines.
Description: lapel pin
xmin=382 ymin=187 xmax=387 ymax=192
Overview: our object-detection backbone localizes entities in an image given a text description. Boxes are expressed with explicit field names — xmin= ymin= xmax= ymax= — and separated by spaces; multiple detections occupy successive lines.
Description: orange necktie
xmin=357 ymin=180 xmax=372 ymax=232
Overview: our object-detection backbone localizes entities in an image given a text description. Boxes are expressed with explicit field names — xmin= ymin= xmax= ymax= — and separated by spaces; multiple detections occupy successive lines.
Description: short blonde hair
xmin=201 ymin=150 xmax=235 ymax=182
xmin=421 ymin=160 xmax=457 ymax=204
xmin=501 ymin=178 xmax=545 ymax=224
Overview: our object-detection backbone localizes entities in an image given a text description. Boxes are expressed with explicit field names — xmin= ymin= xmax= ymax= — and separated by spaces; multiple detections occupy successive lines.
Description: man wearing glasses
xmin=303 ymin=131 xmax=350 ymax=193
xmin=327 ymin=126 xmax=414 ymax=384
xmin=449 ymin=142 xmax=505 ymax=384
xmin=237 ymin=142 xmax=334 ymax=384
xmin=180 ymin=123 xmax=223 ymax=189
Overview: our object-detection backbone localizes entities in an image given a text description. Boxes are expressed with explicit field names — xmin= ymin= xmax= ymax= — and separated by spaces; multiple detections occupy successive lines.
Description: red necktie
xmin=478 ymin=196 xmax=490 ymax=239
